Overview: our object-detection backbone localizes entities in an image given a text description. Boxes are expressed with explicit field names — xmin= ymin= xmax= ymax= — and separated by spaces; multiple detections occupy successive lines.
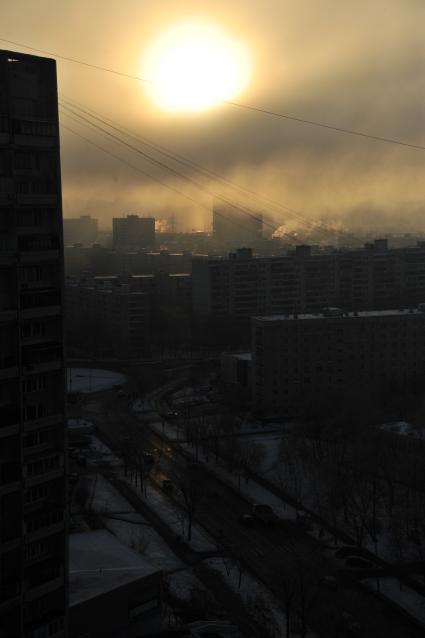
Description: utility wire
xmin=61 ymin=118 xmax=289 ymax=240
xmin=1 ymin=36 xmax=424 ymax=152
xmin=59 ymin=101 xmax=287 ymax=237
xmin=60 ymin=96 xmax=274 ymax=231
xmin=60 ymin=94 xmax=353 ymax=240
xmin=60 ymin=122 xmax=212 ymax=211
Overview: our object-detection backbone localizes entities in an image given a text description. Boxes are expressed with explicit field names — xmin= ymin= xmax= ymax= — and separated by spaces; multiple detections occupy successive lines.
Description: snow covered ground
xmin=67 ymin=368 xmax=126 ymax=393
xmin=68 ymin=417 xmax=94 ymax=428
xmin=206 ymin=557 xmax=317 ymax=638
xmin=380 ymin=421 xmax=425 ymax=440
xmin=89 ymin=474 xmax=182 ymax=571
xmin=123 ymin=473 xmax=216 ymax=553
xmin=364 ymin=576 xmax=425 ymax=626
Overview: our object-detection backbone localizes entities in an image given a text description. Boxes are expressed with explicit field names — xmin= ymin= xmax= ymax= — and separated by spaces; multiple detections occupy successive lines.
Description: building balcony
xmin=0 ymin=536 xmax=21 ymax=554
xmin=24 ymin=615 xmax=65 ymax=638
xmin=24 ymin=520 xmax=65 ymax=545
xmin=20 ymin=250 xmax=60 ymax=264
xmin=0 ymin=461 xmax=21 ymax=490
xmin=25 ymin=468 xmax=64 ymax=490
xmin=16 ymin=194 xmax=57 ymax=206
xmin=0 ymin=403 xmax=20 ymax=430
xmin=23 ymin=413 xmax=64 ymax=433
xmin=0 ymin=309 xmax=18 ymax=323
xmin=22 ymin=306 xmax=61 ymax=321
xmin=24 ymin=570 xmax=64 ymax=602
xmin=0 ymin=581 xmax=20 ymax=609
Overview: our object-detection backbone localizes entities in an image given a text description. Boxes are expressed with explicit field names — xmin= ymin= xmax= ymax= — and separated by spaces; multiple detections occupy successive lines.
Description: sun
xmin=143 ymin=22 xmax=250 ymax=112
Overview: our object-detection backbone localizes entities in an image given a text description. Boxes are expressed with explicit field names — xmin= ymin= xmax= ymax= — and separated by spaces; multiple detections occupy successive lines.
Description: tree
xmin=176 ymin=462 xmax=207 ymax=541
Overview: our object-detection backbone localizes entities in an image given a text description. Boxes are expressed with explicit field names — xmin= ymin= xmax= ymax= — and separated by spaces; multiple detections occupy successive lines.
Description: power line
xmin=1 ymin=36 xmax=424 ymax=152
xmin=60 ymin=97 xmax=273 ymax=229
xmin=59 ymin=101 xmax=285 ymax=237
xmin=61 ymin=118 xmax=289 ymax=241
xmin=60 ymin=94 xmax=354 ymax=240
xmin=60 ymin=122 xmax=212 ymax=211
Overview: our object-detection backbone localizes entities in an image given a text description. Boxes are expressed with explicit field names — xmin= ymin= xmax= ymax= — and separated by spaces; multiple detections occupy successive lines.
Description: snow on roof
xmin=234 ymin=352 xmax=252 ymax=361
xmin=67 ymin=368 xmax=126 ymax=393
xmin=254 ymin=308 xmax=425 ymax=322
xmin=69 ymin=530 xmax=159 ymax=606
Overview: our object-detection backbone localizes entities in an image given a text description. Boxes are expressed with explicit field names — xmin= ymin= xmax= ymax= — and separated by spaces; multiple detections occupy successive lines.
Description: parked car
xmin=345 ymin=556 xmax=374 ymax=569
xmin=162 ymin=479 xmax=173 ymax=493
xmin=319 ymin=575 xmax=338 ymax=591
xmin=335 ymin=546 xmax=369 ymax=560
xmin=239 ymin=513 xmax=255 ymax=527
xmin=296 ymin=510 xmax=314 ymax=530
xmin=252 ymin=503 xmax=278 ymax=525
xmin=341 ymin=612 xmax=361 ymax=635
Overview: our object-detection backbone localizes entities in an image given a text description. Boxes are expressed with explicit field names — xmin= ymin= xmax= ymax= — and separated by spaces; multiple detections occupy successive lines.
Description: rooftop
xmin=254 ymin=307 xmax=425 ymax=322
xmin=69 ymin=530 xmax=159 ymax=606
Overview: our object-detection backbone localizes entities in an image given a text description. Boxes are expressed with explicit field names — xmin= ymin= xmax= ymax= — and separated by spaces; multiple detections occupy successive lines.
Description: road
xmin=82 ymin=385 xmax=425 ymax=638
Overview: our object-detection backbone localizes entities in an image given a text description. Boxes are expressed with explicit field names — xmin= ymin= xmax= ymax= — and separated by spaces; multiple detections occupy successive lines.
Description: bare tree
xmin=176 ymin=462 xmax=207 ymax=541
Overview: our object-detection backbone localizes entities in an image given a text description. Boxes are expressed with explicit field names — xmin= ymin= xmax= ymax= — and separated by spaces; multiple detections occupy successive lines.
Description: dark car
xmin=319 ymin=575 xmax=338 ymax=591
xmin=162 ymin=479 xmax=173 ymax=492
xmin=239 ymin=513 xmax=255 ymax=527
xmin=335 ymin=546 xmax=369 ymax=560
xmin=345 ymin=556 xmax=374 ymax=569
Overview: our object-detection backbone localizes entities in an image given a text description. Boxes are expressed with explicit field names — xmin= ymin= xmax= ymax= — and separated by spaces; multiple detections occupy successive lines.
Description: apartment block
xmin=63 ymin=215 xmax=98 ymax=247
xmin=213 ymin=206 xmax=263 ymax=244
xmin=192 ymin=240 xmax=425 ymax=320
xmin=0 ymin=51 xmax=67 ymax=638
xmin=112 ymin=214 xmax=155 ymax=249
xmin=252 ymin=307 xmax=425 ymax=418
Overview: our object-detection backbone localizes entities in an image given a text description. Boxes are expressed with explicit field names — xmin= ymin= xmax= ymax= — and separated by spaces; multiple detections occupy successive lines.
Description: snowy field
xmin=206 ymin=557 xmax=317 ymax=638
xmin=67 ymin=368 xmax=126 ymax=393
xmin=380 ymin=421 xmax=425 ymax=440
xmin=89 ymin=474 xmax=182 ymax=571
xmin=124 ymin=474 xmax=216 ymax=553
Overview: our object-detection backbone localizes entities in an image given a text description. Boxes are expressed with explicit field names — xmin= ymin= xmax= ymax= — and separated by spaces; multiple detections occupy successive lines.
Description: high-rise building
xmin=112 ymin=214 xmax=155 ymax=249
xmin=0 ymin=51 xmax=67 ymax=637
xmin=63 ymin=215 xmax=98 ymax=246
xmin=213 ymin=206 xmax=263 ymax=245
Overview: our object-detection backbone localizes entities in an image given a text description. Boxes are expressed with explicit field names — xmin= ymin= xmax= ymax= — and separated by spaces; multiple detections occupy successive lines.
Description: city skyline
xmin=1 ymin=0 xmax=424 ymax=233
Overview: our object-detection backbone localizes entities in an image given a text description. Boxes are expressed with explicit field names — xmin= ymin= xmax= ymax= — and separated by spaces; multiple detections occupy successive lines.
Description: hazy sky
xmin=2 ymin=1 xmax=424 ymax=232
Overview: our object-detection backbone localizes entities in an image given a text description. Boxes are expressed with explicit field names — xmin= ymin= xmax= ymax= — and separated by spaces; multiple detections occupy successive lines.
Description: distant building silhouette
xmin=112 ymin=214 xmax=155 ymax=249
xmin=63 ymin=215 xmax=98 ymax=246
xmin=213 ymin=206 xmax=262 ymax=244
xmin=0 ymin=50 xmax=67 ymax=637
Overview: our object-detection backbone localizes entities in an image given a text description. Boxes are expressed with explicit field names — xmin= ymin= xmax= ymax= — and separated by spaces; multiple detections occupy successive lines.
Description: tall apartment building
xmin=213 ymin=206 xmax=263 ymax=245
xmin=0 ymin=52 xmax=67 ymax=637
xmin=63 ymin=215 xmax=98 ymax=246
xmin=252 ymin=307 xmax=425 ymax=418
xmin=192 ymin=240 xmax=425 ymax=319
xmin=65 ymin=277 xmax=151 ymax=359
xmin=112 ymin=214 xmax=155 ymax=249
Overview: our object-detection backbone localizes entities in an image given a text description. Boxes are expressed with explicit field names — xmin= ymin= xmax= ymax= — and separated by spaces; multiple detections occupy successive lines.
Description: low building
xmin=69 ymin=530 xmax=162 ymax=638
xmin=221 ymin=352 xmax=252 ymax=391
xmin=63 ymin=215 xmax=98 ymax=246
xmin=252 ymin=306 xmax=425 ymax=418
xmin=113 ymin=215 xmax=155 ymax=250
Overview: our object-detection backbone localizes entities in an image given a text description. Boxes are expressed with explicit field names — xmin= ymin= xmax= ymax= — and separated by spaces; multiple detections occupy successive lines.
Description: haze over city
xmin=2 ymin=0 xmax=424 ymax=232
xmin=2 ymin=4 xmax=425 ymax=638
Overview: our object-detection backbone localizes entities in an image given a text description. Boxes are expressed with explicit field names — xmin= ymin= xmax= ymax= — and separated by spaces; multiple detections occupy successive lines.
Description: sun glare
xmin=143 ymin=22 xmax=250 ymax=112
